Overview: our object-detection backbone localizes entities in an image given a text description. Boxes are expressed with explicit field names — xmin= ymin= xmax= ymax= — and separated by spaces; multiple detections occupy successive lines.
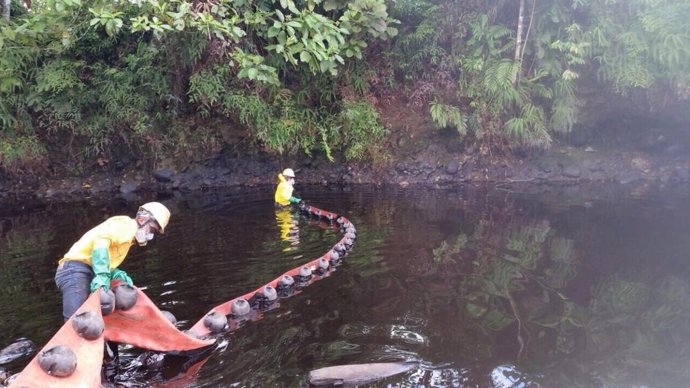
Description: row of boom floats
xmin=8 ymin=204 xmax=356 ymax=387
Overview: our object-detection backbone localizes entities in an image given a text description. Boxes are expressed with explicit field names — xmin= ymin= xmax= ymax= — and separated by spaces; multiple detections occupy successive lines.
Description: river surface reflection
xmin=2 ymin=183 xmax=690 ymax=387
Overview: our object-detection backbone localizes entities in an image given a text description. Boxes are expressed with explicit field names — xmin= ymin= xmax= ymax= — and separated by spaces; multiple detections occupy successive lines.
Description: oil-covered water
xmin=2 ymin=183 xmax=690 ymax=387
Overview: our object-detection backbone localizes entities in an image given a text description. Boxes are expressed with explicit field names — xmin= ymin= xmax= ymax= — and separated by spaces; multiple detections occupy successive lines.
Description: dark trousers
xmin=54 ymin=260 xmax=119 ymax=371
xmin=54 ymin=260 xmax=94 ymax=320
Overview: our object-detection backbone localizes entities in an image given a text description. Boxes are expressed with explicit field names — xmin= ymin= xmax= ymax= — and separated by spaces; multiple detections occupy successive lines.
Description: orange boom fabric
xmin=11 ymin=205 xmax=356 ymax=388
xmin=10 ymin=285 xmax=214 ymax=388
xmin=10 ymin=292 xmax=104 ymax=388
xmin=103 ymin=287 xmax=215 ymax=353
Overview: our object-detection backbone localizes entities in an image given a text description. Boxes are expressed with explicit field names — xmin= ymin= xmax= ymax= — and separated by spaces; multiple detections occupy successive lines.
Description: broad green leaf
xmin=289 ymin=42 xmax=304 ymax=54
xmin=299 ymin=50 xmax=312 ymax=63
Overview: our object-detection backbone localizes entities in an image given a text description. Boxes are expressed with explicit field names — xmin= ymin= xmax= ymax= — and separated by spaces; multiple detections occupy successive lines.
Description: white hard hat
xmin=282 ymin=168 xmax=295 ymax=178
xmin=139 ymin=202 xmax=171 ymax=233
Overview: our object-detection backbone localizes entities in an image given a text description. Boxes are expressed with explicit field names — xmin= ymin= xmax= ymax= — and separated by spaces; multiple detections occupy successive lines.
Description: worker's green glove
xmin=90 ymin=246 xmax=112 ymax=292
xmin=289 ymin=196 xmax=301 ymax=204
xmin=90 ymin=275 xmax=110 ymax=292
xmin=111 ymin=268 xmax=133 ymax=286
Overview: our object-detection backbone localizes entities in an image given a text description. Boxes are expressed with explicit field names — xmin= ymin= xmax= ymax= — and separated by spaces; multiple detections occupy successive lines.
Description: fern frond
xmin=483 ymin=59 xmax=522 ymax=108
xmin=551 ymin=98 xmax=577 ymax=133
xmin=429 ymin=100 xmax=467 ymax=135
xmin=504 ymin=103 xmax=551 ymax=148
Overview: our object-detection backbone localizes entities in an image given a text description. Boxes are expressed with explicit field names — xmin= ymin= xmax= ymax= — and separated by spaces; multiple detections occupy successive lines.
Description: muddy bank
xmin=1 ymin=121 xmax=689 ymax=203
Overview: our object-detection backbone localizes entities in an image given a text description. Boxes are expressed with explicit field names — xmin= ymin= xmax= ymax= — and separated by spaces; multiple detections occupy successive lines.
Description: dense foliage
xmin=0 ymin=0 xmax=688 ymax=175
xmin=389 ymin=0 xmax=690 ymax=148
xmin=0 ymin=0 xmax=396 ymax=174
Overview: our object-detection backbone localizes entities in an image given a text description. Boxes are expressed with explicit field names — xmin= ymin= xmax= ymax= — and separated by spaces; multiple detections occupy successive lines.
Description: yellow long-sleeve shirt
xmin=58 ymin=216 xmax=137 ymax=270
xmin=274 ymin=173 xmax=295 ymax=206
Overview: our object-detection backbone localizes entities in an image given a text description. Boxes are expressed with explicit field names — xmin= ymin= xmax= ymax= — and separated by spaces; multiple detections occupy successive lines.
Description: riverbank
xmin=1 ymin=97 xmax=689 ymax=201
xmin=1 ymin=128 xmax=688 ymax=203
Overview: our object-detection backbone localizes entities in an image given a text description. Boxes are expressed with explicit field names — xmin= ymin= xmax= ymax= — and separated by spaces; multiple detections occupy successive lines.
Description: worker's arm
xmin=89 ymin=239 xmax=112 ymax=292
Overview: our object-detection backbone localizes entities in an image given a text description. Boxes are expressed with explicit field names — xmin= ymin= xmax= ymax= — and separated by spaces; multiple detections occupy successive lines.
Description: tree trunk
xmin=521 ymin=0 xmax=536 ymax=67
xmin=513 ymin=0 xmax=526 ymax=85
xmin=2 ymin=0 xmax=9 ymax=22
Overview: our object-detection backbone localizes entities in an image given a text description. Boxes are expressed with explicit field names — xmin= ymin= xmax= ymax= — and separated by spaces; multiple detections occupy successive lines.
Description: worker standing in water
xmin=274 ymin=168 xmax=302 ymax=248
xmin=274 ymin=168 xmax=302 ymax=207
xmin=53 ymin=202 xmax=171 ymax=374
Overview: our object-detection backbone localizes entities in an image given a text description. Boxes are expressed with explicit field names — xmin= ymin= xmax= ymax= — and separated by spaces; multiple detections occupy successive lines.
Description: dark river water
xmin=2 ymin=183 xmax=690 ymax=387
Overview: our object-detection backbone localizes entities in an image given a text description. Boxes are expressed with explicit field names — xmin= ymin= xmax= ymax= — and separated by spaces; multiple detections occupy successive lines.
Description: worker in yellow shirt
xmin=274 ymin=168 xmax=303 ymax=249
xmin=54 ymin=202 xmax=171 ymax=321
xmin=274 ymin=168 xmax=302 ymax=207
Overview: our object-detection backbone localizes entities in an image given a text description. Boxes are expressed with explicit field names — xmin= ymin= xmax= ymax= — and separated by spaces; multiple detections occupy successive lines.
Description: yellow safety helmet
xmin=282 ymin=168 xmax=295 ymax=178
xmin=139 ymin=202 xmax=171 ymax=233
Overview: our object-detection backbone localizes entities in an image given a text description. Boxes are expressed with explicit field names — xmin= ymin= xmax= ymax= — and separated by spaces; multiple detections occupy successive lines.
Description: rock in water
xmin=0 ymin=338 xmax=36 ymax=365
xmin=308 ymin=361 xmax=419 ymax=387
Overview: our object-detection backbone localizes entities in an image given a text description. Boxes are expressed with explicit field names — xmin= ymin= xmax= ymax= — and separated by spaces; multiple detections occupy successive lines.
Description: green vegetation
xmin=390 ymin=0 xmax=690 ymax=149
xmin=0 ymin=0 xmax=397 ymax=175
xmin=0 ymin=0 xmax=688 ymax=175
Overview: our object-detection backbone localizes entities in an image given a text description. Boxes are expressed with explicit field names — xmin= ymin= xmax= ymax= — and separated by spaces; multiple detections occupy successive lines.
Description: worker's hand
xmin=90 ymin=274 xmax=110 ymax=292
xmin=111 ymin=268 xmax=134 ymax=286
